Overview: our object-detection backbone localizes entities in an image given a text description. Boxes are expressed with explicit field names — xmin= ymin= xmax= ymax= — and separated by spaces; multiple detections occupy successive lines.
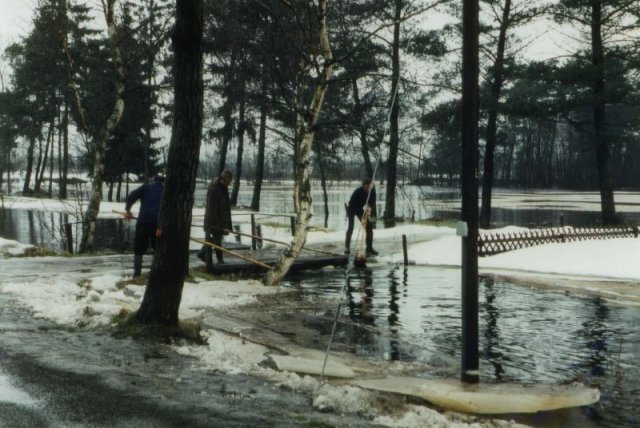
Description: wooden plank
xmin=198 ymin=252 xmax=348 ymax=275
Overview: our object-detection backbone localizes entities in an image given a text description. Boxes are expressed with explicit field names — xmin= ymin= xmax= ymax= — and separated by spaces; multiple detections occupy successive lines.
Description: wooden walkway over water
xmin=198 ymin=250 xmax=349 ymax=275
xmin=193 ymin=241 xmax=348 ymax=275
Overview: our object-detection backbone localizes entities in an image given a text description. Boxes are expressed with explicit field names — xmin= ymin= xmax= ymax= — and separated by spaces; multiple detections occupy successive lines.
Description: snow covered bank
xmin=0 ymin=236 xmax=532 ymax=427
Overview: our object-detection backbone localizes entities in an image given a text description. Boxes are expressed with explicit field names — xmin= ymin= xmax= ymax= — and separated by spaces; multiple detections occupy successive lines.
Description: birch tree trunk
xmin=263 ymin=0 xmax=333 ymax=286
xmin=78 ymin=0 xmax=126 ymax=252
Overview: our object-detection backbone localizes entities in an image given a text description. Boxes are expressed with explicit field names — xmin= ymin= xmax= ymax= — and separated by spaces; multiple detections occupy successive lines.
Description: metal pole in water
xmin=461 ymin=0 xmax=480 ymax=384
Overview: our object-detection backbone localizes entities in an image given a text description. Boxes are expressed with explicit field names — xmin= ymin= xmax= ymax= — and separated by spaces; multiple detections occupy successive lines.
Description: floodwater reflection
xmin=0 ymin=208 xmax=133 ymax=252
xmin=288 ymin=265 xmax=640 ymax=427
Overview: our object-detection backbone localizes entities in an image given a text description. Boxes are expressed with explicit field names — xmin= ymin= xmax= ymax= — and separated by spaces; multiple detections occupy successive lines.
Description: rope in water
xmin=318 ymin=81 xmax=400 ymax=387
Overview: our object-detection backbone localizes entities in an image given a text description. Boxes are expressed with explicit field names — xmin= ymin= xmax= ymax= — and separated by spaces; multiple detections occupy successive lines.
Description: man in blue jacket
xmin=124 ymin=175 xmax=164 ymax=277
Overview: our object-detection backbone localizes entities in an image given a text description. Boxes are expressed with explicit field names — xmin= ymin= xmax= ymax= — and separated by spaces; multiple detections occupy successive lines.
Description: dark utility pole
xmin=461 ymin=0 xmax=480 ymax=383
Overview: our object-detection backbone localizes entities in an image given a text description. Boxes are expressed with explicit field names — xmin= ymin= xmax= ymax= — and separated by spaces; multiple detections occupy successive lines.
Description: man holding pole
xmin=345 ymin=178 xmax=379 ymax=257
xmin=124 ymin=174 xmax=164 ymax=277
xmin=198 ymin=169 xmax=233 ymax=269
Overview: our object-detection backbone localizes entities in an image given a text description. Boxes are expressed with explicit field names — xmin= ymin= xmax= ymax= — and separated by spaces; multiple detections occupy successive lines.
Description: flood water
xmin=286 ymin=265 xmax=640 ymax=427
xmin=3 ymin=183 xmax=632 ymax=252
xmin=0 ymin=209 xmax=134 ymax=253
xmin=2 ymin=185 xmax=640 ymax=426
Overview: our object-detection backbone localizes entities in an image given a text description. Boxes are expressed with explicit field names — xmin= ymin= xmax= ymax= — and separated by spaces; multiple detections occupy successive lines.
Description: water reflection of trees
xmin=0 ymin=209 xmax=133 ymax=252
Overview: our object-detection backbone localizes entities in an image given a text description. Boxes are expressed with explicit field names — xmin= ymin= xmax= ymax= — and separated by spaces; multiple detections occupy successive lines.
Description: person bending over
xmin=345 ymin=178 xmax=378 ymax=257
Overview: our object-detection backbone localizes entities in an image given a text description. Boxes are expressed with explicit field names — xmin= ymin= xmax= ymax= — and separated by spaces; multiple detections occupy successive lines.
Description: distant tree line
xmin=1 ymin=0 xmax=639 ymax=228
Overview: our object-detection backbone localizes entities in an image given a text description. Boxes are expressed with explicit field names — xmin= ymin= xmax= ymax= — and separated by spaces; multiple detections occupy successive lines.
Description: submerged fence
xmin=478 ymin=225 xmax=639 ymax=257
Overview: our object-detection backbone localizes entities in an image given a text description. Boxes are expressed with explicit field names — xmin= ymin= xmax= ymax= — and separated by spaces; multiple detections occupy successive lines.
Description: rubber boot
xmin=133 ymin=254 xmax=143 ymax=277
xmin=215 ymin=249 xmax=224 ymax=264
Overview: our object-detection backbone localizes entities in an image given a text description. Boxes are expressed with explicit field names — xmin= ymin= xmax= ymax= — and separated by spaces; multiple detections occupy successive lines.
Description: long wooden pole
xmin=208 ymin=226 xmax=341 ymax=257
xmin=190 ymin=237 xmax=271 ymax=270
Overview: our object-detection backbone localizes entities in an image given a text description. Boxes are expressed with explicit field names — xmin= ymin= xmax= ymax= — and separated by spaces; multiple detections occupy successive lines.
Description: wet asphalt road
xmin=0 ymin=313 xmax=372 ymax=427
xmin=0 ymin=283 xmax=373 ymax=427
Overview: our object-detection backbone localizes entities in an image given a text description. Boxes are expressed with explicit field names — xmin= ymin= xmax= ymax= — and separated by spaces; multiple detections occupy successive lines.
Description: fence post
xmin=290 ymin=216 xmax=296 ymax=236
xmin=560 ymin=213 xmax=564 ymax=228
xmin=634 ymin=225 xmax=638 ymax=238
xmin=402 ymin=234 xmax=409 ymax=266
xmin=234 ymin=225 xmax=241 ymax=243
xmin=251 ymin=214 xmax=257 ymax=250
xmin=64 ymin=223 xmax=74 ymax=254
xmin=256 ymin=225 xmax=263 ymax=249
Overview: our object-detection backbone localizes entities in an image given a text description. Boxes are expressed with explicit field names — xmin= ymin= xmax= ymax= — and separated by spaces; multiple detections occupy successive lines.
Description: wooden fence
xmin=478 ymin=226 xmax=639 ymax=257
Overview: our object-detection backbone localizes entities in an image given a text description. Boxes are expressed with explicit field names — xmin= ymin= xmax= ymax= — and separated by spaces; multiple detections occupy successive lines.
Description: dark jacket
xmin=125 ymin=182 xmax=163 ymax=224
xmin=204 ymin=177 xmax=232 ymax=233
xmin=347 ymin=186 xmax=376 ymax=217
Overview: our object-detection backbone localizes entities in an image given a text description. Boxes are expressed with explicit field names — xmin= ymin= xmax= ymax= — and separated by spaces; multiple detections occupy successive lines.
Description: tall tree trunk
xmin=352 ymin=78 xmax=373 ymax=178
xmin=36 ymin=119 xmax=55 ymax=194
xmin=217 ymin=96 xmax=234 ymax=175
xmin=480 ymin=0 xmax=510 ymax=228
xmin=143 ymin=0 xmax=156 ymax=182
xmin=79 ymin=0 xmax=126 ymax=252
xmin=33 ymin=137 xmax=45 ymax=193
xmin=117 ymin=176 xmax=123 ymax=202
xmin=5 ymin=150 xmax=11 ymax=194
xmin=263 ymin=0 xmax=333 ymax=286
xmin=591 ymin=0 xmax=616 ymax=225
xmin=48 ymin=116 xmax=55 ymax=197
xmin=230 ymin=79 xmax=246 ymax=205
xmin=251 ymin=70 xmax=268 ymax=212
xmin=107 ymin=179 xmax=114 ymax=202
xmin=317 ymin=154 xmax=329 ymax=228
xmin=135 ymin=0 xmax=204 ymax=326
xmin=384 ymin=0 xmax=402 ymax=227
xmin=23 ymin=137 xmax=36 ymax=194
xmin=60 ymin=98 xmax=69 ymax=199
xmin=217 ymin=53 xmax=236 ymax=175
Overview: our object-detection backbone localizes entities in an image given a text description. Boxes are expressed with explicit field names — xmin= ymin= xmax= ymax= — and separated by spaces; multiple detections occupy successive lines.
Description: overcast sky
xmin=0 ymin=0 xmax=36 ymax=48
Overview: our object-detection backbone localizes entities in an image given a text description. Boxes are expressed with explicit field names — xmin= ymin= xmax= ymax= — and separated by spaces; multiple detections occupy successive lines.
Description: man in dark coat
xmin=124 ymin=175 xmax=164 ymax=277
xmin=199 ymin=169 xmax=233 ymax=268
xmin=345 ymin=178 xmax=379 ymax=257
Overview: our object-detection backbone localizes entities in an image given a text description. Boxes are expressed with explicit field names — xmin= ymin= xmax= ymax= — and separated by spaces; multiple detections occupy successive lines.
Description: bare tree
xmin=64 ymin=0 xmax=125 ymax=252
xmin=263 ymin=0 xmax=334 ymax=286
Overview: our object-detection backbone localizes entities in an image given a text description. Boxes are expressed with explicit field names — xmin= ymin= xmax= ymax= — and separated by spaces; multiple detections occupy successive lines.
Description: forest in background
xmin=1 ymin=0 xmax=639 ymax=227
